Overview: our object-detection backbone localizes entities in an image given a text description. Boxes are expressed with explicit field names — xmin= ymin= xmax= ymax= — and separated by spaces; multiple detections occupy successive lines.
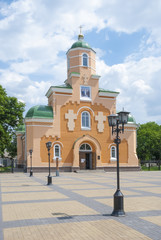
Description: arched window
xmin=81 ymin=111 xmax=90 ymax=129
xmin=79 ymin=143 xmax=92 ymax=151
xmin=54 ymin=144 xmax=61 ymax=159
xmin=82 ymin=53 xmax=88 ymax=67
xmin=111 ymin=146 xmax=116 ymax=161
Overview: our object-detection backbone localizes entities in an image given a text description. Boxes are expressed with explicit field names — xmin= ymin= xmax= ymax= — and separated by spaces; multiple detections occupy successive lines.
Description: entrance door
xmin=79 ymin=143 xmax=94 ymax=170
xmin=86 ymin=153 xmax=90 ymax=169
xmin=86 ymin=153 xmax=92 ymax=169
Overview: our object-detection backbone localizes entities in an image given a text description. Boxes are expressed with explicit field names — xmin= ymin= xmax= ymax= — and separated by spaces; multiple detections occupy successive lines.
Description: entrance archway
xmin=79 ymin=143 xmax=93 ymax=169
xmin=72 ymin=135 xmax=101 ymax=169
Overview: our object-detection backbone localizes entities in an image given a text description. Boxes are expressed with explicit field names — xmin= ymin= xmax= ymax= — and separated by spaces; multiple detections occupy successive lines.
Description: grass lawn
xmin=0 ymin=166 xmax=11 ymax=173
xmin=141 ymin=165 xmax=161 ymax=171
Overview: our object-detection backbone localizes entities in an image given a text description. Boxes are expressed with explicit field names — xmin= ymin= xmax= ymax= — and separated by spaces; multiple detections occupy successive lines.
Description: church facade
xmin=16 ymin=33 xmax=139 ymax=172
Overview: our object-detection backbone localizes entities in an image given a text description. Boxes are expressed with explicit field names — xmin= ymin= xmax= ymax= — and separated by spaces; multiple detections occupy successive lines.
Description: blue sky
xmin=0 ymin=0 xmax=161 ymax=124
xmin=85 ymin=28 xmax=147 ymax=66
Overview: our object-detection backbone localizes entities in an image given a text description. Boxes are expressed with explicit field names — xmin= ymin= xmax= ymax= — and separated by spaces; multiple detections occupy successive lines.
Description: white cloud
xmin=0 ymin=0 xmax=161 ymax=124
xmin=132 ymin=79 xmax=152 ymax=94
xmin=97 ymin=55 xmax=161 ymax=123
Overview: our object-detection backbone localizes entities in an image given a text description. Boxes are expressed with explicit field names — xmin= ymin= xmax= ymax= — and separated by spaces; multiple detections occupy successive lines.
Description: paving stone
xmin=1 ymin=171 xmax=161 ymax=240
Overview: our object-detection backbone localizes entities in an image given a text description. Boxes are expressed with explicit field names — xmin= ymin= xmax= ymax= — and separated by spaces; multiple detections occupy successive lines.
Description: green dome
xmin=16 ymin=124 xmax=25 ymax=133
xmin=71 ymin=34 xmax=91 ymax=49
xmin=128 ymin=114 xmax=136 ymax=124
xmin=25 ymin=105 xmax=53 ymax=119
xmin=71 ymin=40 xmax=91 ymax=49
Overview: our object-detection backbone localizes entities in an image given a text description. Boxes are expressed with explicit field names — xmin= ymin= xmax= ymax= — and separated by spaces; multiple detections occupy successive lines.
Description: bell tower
xmin=66 ymin=30 xmax=96 ymax=86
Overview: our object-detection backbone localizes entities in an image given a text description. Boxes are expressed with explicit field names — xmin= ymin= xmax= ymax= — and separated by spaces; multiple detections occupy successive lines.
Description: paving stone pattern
xmin=0 ymin=171 xmax=161 ymax=240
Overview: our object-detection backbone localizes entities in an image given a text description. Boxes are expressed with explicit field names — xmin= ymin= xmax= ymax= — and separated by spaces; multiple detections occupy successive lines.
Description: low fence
xmin=140 ymin=160 xmax=161 ymax=171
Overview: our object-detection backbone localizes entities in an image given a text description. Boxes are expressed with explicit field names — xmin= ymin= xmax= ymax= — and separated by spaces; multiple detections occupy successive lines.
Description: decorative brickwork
xmin=95 ymin=112 xmax=106 ymax=132
xmin=65 ymin=109 xmax=77 ymax=131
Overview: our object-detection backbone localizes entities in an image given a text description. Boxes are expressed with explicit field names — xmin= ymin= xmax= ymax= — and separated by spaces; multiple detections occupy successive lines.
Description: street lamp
xmin=29 ymin=149 xmax=33 ymax=177
xmin=46 ymin=141 xmax=52 ymax=185
xmin=11 ymin=159 xmax=14 ymax=173
xmin=108 ymin=110 xmax=130 ymax=216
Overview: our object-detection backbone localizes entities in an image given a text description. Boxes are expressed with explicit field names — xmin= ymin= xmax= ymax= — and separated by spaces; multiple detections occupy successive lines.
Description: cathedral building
xmin=16 ymin=32 xmax=139 ymax=172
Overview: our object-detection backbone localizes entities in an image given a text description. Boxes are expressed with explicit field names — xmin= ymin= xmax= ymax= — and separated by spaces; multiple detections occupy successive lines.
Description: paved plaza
xmin=0 ymin=170 xmax=161 ymax=240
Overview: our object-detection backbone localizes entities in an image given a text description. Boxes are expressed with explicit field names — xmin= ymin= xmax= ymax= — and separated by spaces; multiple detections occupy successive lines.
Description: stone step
xmin=75 ymin=169 xmax=105 ymax=173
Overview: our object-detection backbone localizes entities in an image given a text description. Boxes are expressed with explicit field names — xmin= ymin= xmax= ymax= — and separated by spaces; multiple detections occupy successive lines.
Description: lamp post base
xmin=30 ymin=170 xmax=33 ymax=177
xmin=111 ymin=189 xmax=125 ymax=217
xmin=47 ymin=176 xmax=52 ymax=185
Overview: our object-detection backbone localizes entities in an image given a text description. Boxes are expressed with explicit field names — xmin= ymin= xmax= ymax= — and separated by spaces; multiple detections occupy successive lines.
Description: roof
xmin=45 ymin=82 xmax=73 ymax=97
xmin=99 ymin=88 xmax=120 ymax=94
xmin=25 ymin=105 xmax=53 ymax=119
xmin=128 ymin=114 xmax=136 ymax=124
xmin=16 ymin=124 xmax=25 ymax=133
xmin=69 ymin=34 xmax=94 ymax=52
xmin=51 ymin=83 xmax=72 ymax=89
xmin=71 ymin=40 xmax=91 ymax=49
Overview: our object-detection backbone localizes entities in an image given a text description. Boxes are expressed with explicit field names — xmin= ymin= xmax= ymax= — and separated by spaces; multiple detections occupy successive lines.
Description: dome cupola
xmin=25 ymin=105 xmax=53 ymax=119
xmin=71 ymin=34 xmax=91 ymax=50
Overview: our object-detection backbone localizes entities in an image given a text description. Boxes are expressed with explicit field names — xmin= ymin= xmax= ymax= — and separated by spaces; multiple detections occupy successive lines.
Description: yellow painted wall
xmin=38 ymin=101 xmax=129 ymax=168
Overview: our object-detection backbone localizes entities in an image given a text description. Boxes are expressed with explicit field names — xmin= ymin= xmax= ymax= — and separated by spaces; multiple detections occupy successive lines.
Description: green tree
xmin=137 ymin=122 xmax=161 ymax=161
xmin=6 ymin=134 xmax=17 ymax=159
xmin=0 ymin=85 xmax=25 ymax=157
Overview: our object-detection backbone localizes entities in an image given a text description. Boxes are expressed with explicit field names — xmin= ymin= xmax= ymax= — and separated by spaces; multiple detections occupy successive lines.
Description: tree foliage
xmin=137 ymin=122 xmax=161 ymax=161
xmin=0 ymin=85 xmax=25 ymax=157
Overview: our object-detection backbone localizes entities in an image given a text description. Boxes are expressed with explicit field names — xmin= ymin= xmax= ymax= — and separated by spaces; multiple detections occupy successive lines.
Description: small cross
xmin=95 ymin=112 xmax=106 ymax=132
xmin=65 ymin=110 xmax=77 ymax=131
xmin=79 ymin=25 xmax=83 ymax=35
xmin=82 ymin=74 xmax=88 ymax=85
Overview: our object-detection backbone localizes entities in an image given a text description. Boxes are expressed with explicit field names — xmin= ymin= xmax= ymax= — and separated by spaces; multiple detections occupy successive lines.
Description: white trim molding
xmin=25 ymin=124 xmax=53 ymax=127
xmin=91 ymin=75 xmax=101 ymax=79
xmin=25 ymin=118 xmax=53 ymax=123
xmin=53 ymin=144 xmax=61 ymax=160
xmin=99 ymin=91 xmax=119 ymax=98
xmin=110 ymin=145 xmax=117 ymax=161
xmin=79 ymin=143 xmax=92 ymax=152
xmin=81 ymin=111 xmax=91 ymax=130
xmin=69 ymin=65 xmax=96 ymax=71
xmin=69 ymin=54 xmax=96 ymax=62
xmin=46 ymin=87 xmax=73 ymax=97
xmin=52 ymin=141 xmax=64 ymax=148
xmin=82 ymin=52 xmax=89 ymax=67
xmin=66 ymin=47 xmax=96 ymax=54
xmin=69 ymin=72 xmax=80 ymax=78
xmin=77 ymin=106 xmax=95 ymax=116
xmin=80 ymin=85 xmax=91 ymax=101
xmin=125 ymin=123 xmax=138 ymax=128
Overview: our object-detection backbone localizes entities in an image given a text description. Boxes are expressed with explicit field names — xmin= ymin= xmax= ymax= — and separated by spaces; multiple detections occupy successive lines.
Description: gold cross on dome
xmin=79 ymin=25 xmax=83 ymax=35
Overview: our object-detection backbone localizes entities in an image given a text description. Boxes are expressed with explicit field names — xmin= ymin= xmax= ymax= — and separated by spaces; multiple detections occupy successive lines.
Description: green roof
xmin=70 ymin=34 xmax=93 ymax=51
xmin=99 ymin=88 xmax=120 ymax=94
xmin=52 ymin=83 xmax=72 ymax=89
xmin=71 ymin=40 xmax=91 ymax=49
xmin=70 ymin=72 xmax=80 ymax=75
xmin=92 ymin=74 xmax=101 ymax=78
xmin=25 ymin=105 xmax=53 ymax=119
xmin=16 ymin=124 xmax=25 ymax=133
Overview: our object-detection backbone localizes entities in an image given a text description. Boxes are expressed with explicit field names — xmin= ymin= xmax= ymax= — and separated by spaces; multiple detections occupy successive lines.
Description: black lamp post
xmin=11 ymin=159 xmax=14 ymax=173
xmin=108 ymin=110 xmax=130 ymax=216
xmin=46 ymin=141 xmax=52 ymax=185
xmin=29 ymin=149 xmax=33 ymax=177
